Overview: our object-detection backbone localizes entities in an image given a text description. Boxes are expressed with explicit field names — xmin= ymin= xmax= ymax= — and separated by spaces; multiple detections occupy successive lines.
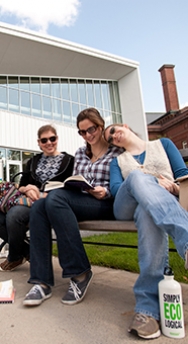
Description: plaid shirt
xmin=73 ymin=146 xmax=124 ymax=198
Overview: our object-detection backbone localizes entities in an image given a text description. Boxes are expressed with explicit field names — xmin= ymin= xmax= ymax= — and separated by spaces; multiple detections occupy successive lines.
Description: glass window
xmin=7 ymin=150 xmax=21 ymax=160
xmin=0 ymin=76 xmax=7 ymax=86
xmin=41 ymin=78 xmax=50 ymax=96
xmin=63 ymin=101 xmax=71 ymax=123
xmin=51 ymin=79 xmax=60 ymax=98
xmin=22 ymin=152 xmax=34 ymax=170
xmin=0 ymin=86 xmax=8 ymax=110
xmin=70 ymin=80 xmax=78 ymax=103
xmin=9 ymin=88 xmax=20 ymax=113
xmin=42 ymin=96 xmax=52 ymax=119
xmin=0 ymin=148 xmax=6 ymax=180
xmin=30 ymin=77 xmax=40 ymax=93
xmin=94 ymin=82 xmax=102 ymax=109
xmin=20 ymin=77 xmax=30 ymax=91
xmin=72 ymin=103 xmax=80 ymax=123
xmin=61 ymin=79 xmax=70 ymax=100
xmin=101 ymin=81 xmax=110 ymax=110
xmin=20 ymin=91 xmax=31 ymax=115
xmin=78 ymin=80 xmax=87 ymax=105
xmin=52 ymin=98 xmax=62 ymax=121
xmin=86 ymin=81 xmax=94 ymax=106
xmin=109 ymin=82 xmax=115 ymax=111
xmin=8 ymin=76 xmax=18 ymax=88
xmin=31 ymin=94 xmax=42 ymax=117
xmin=113 ymin=82 xmax=121 ymax=113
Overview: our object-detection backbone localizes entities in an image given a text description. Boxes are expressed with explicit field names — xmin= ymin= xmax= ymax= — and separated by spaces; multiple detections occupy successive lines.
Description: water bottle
xmin=158 ymin=266 xmax=185 ymax=338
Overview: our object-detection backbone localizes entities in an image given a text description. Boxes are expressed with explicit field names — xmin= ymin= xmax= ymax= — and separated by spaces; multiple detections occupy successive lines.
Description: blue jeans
xmin=29 ymin=188 xmax=114 ymax=287
xmin=113 ymin=170 xmax=188 ymax=320
xmin=0 ymin=211 xmax=8 ymax=242
xmin=6 ymin=206 xmax=30 ymax=261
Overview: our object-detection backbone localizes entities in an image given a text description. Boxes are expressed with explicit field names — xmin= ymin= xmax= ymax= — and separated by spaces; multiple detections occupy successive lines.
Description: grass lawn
xmin=52 ymin=232 xmax=188 ymax=284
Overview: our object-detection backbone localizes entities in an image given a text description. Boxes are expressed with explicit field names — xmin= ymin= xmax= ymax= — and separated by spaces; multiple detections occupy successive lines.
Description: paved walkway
xmin=0 ymin=257 xmax=188 ymax=344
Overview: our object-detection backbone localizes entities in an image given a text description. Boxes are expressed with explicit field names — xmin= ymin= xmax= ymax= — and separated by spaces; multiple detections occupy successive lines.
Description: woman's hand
xmin=87 ymin=186 xmax=106 ymax=199
xmin=19 ymin=184 xmax=40 ymax=201
xmin=158 ymin=175 xmax=179 ymax=195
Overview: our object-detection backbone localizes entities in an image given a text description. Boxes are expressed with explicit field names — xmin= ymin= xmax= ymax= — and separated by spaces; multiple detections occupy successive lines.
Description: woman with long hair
xmin=23 ymin=108 xmax=123 ymax=307
xmin=104 ymin=123 xmax=188 ymax=340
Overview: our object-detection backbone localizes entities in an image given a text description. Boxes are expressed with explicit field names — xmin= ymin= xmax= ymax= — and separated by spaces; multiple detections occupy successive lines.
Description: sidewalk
xmin=0 ymin=256 xmax=188 ymax=344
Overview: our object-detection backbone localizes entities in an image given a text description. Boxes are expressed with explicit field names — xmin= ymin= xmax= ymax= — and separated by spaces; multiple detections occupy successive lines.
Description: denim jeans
xmin=6 ymin=206 xmax=30 ymax=261
xmin=0 ymin=211 xmax=8 ymax=242
xmin=113 ymin=170 xmax=188 ymax=320
xmin=29 ymin=188 xmax=114 ymax=287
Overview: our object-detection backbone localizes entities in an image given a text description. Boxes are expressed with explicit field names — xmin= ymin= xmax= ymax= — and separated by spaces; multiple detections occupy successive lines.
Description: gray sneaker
xmin=62 ymin=270 xmax=93 ymax=305
xmin=128 ymin=313 xmax=161 ymax=339
xmin=23 ymin=284 xmax=52 ymax=306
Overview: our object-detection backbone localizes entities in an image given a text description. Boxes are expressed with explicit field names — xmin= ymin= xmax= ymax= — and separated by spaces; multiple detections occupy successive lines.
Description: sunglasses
xmin=39 ymin=136 xmax=57 ymax=144
xmin=106 ymin=126 xmax=115 ymax=144
xmin=78 ymin=125 xmax=98 ymax=136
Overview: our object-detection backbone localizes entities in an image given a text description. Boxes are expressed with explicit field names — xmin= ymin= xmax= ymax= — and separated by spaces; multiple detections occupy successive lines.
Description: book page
xmin=0 ymin=279 xmax=15 ymax=302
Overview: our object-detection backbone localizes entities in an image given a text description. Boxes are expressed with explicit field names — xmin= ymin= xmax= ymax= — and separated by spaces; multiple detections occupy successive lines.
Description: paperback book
xmin=44 ymin=175 xmax=94 ymax=192
xmin=0 ymin=279 xmax=15 ymax=303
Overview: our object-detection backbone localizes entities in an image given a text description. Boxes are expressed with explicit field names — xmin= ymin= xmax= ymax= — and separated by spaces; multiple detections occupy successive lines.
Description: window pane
xmin=51 ymin=79 xmax=60 ymax=98
xmin=42 ymin=96 xmax=52 ymax=119
xmin=7 ymin=150 xmax=21 ymax=160
xmin=20 ymin=91 xmax=31 ymax=115
xmin=72 ymin=103 xmax=79 ymax=123
xmin=101 ymin=82 xmax=110 ymax=110
xmin=0 ymin=76 xmax=7 ymax=85
xmin=109 ymin=82 xmax=115 ymax=111
xmin=8 ymin=76 xmax=18 ymax=88
xmin=86 ymin=81 xmax=94 ymax=106
xmin=30 ymin=78 xmax=40 ymax=93
xmin=52 ymin=98 xmax=62 ymax=121
xmin=41 ymin=78 xmax=50 ymax=96
xmin=22 ymin=152 xmax=34 ymax=170
xmin=70 ymin=80 xmax=78 ymax=102
xmin=31 ymin=94 xmax=42 ymax=117
xmin=78 ymin=81 xmax=87 ymax=105
xmin=113 ymin=82 xmax=121 ymax=113
xmin=94 ymin=82 xmax=102 ymax=108
xmin=9 ymin=88 xmax=19 ymax=112
xmin=61 ymin=80 xmax=70 ymax=100
xmin=0 ymin=86 xmax=8 ymax=110
xmin=20 ymin=77 xmax=30 ymax=91
xmin=63 ymin=101 xmax=71 ymax=123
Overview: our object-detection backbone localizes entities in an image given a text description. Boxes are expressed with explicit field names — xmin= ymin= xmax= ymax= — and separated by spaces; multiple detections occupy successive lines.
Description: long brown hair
xmin=77 ymin=108 xmax=105 ymax=158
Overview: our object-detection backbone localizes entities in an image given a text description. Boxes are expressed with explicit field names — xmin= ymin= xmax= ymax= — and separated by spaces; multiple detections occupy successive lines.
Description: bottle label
xmin=163 ymin=293 xmax=183 ymax=331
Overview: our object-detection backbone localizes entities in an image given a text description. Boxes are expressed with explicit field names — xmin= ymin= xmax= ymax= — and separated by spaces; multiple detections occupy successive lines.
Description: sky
xmin=0 ymin=0 xmax=187 ymax=113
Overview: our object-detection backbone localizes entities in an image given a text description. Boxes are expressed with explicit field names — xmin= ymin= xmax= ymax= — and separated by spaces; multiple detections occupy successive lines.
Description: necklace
xmin=92 ymin=147 xmax=105 ymax=160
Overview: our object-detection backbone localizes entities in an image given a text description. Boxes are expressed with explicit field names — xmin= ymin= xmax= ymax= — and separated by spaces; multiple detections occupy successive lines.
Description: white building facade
xmin=0 ymin=23 xmax=147 ymax=181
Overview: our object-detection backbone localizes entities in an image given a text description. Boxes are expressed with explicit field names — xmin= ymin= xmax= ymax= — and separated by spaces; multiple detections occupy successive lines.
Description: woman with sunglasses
xmin=104 ymin=123 xmax=188 ymax=339
xmin=0 ymin=124 xmax=74 ymax=271
xmin=23 ymin=108 xmax=123 ymax=307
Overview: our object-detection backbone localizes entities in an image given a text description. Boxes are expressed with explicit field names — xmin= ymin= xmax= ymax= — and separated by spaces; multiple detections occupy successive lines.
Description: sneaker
xmin=185 ymin=250 xmax=188 ymax=269
xmin=0 ymin=258 xmax=26 ymax=271
xmin=62 ymin=270 xmax=93 ymax=305
xmin=128 ymin=313 xmax=161 ymax=339
xmin=23 ymin=284 xmax=52 ymax=306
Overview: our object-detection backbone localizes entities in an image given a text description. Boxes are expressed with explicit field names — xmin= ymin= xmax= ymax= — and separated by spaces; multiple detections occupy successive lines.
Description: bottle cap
xmin=164 ymin=266 xmax=174 ymax=276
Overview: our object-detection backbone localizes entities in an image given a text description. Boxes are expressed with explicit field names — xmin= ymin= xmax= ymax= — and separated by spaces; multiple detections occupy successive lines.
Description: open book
xmin=44 ymin=175 xmax=95 ymax=192
xmin=0 ymin=279 xmax=15 ymax=304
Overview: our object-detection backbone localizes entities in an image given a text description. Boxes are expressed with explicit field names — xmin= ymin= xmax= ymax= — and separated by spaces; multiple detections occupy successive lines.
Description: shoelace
xmin=26 ymin=285 xmax=44 ymax=297
xmin=135 ymin=313 xmax=147 ymax=324
xmin=69 ymin=280 xmax=82 ymax=300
